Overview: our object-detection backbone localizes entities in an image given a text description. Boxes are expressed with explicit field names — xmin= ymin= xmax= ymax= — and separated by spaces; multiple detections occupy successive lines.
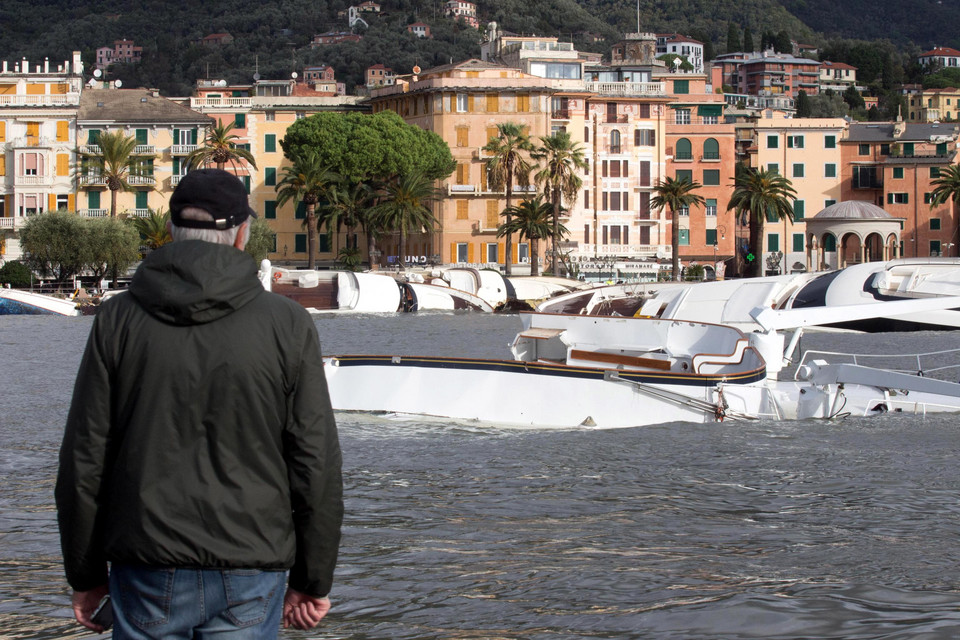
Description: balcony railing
xmin=14 ymin=175 xmax=52 ymax=187
xmin=585 ymin=81 xmax=667 ymax=97
xmin=79 ymin=144 xmax=101 ymax=155
xmin=128 ymin=175 xmax=155 ymax=186
xmin=0 ymin=93 xmax=81 ymax=107
xmin=78 ymin=209 xmax=109 ymax=217
xmin=576 ymin=244 xmax=664 ymax=258
xmin=133 ymin=145 xmax=155 ymax=155
xmin=171 ymin=145 xmax=199 ymax=155
xmin=171 ymin=174 xmax=187 ymax=186
xmin=551 ymin=109 xmax=570 ymax=120
xmin=190 ymin=96 xmax=252 ymax=110
xmin=0 ymin=217 xmax=22 ymax=229
xmin=79 ymin=174 xmax=107 ymax=186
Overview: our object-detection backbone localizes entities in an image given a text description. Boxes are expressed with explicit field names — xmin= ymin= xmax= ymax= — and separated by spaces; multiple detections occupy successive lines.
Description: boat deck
xmin=271 ymin=282 xmax=340 ymax=310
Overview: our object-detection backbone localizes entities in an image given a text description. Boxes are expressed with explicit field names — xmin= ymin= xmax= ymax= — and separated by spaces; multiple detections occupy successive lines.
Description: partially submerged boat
xmin=324 ymin=297 xmax=960 ymax=429
xmin=0 ymin=288 xmax=81 ymax=316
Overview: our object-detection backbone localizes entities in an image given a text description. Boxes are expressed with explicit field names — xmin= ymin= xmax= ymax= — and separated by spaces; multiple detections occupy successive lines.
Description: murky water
xmin=2 ymin=313 xmax=960 ymax=638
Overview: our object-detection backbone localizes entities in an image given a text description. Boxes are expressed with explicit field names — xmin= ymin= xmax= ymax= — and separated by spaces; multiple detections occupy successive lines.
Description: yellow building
xmin=75 ymin=87 xmax=213 ymax=220
xmin=906 ymin=87 xmax=960 ymax=123
xmin=188 ymin=79 xmax=367 ymax=265
xmin=0 ymin=52 xmax=84 ymax=260
xmin=749 ymin=116 xmax=846 ymax=274
xmin=369 ymin=59 xmax=556 ymax=270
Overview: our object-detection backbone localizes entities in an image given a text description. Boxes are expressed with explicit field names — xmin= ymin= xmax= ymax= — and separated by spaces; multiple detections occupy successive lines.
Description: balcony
xmin=585 ymin=81 xmax=667 ymax=97
xmin=551 ymin=109 xmax=570 ymax=120
xmin=78 ymin=209 xmax=108 ymax=217
xmin=576 ymin=244 xmax=663 ymax=258
xmin=129 ymin=209 xmax=151 ymax=218
xmin=133 ymin=145 xmax=156 ymax=155
xmin=79 ymin=144 xmax=101 ymax=155
xmin=14 ymin=174 xmax=52 ymax=187
xmin=448 ymin=184 xmax=478 ymax=195
xmin=79 ymin=174 xmax=107 ymax=186
xmin=0 ymin=93 xmax=81 ymax=107
xmin=128 ymin=175 xmax=156 ymax=186
xmin=0 ymin=217 xmax=23 ymax=229
xmin=171 ymin=144 xmax=199 ymax=155
xmin=171 ymin=174 xmax=186 ymax=186
xmin=190 ymin=96 xmax=252 ymax=110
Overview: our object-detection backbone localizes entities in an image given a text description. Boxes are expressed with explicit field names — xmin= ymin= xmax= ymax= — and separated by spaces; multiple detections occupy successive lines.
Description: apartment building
xmin=368 ymin=59 xmax=556 ymax=270
xmin=714 ymin=50 xmax=820 ymax=105
xmin=819 ymin=61 xmax=860 ymax=93
xmin=840 ymin=120 xmax=959 ymax=261
xmin=656 ymin=34 xmax=704 ymax=74
xmin=444 ymin=0 xmax=478 ymax=28
xmin=0 ymin=53 xmax=84 ymax=260
xmin=905 ymin=87 xmax=960 ymax=123
xmin=749 ymin=117 xmax=846 ymax=274
xmin=189 ymin=79 xmax=367 ymax=264
xmin=918 ymin=46 xmax=960 ymax=69
xmin=76 ymin=87 xmax=213 ymax=219
xmin=95 ymin=39 xmax=143 ymax=71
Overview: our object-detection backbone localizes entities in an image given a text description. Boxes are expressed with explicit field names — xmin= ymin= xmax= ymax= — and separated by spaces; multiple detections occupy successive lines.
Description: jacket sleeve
xmin=283 ymin=318 xmax=344 ymax=597
xmin=55 ymin=313 xmax=113 ymax=592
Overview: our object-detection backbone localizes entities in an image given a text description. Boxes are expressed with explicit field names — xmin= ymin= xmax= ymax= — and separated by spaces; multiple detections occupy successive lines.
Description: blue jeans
xmin=109 ymin=564 xmax=285 ymax=639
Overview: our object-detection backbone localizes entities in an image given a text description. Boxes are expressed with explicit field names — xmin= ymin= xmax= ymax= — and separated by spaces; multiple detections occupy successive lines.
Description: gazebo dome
xmin=812 ymin=200 xmax=892 ymax=220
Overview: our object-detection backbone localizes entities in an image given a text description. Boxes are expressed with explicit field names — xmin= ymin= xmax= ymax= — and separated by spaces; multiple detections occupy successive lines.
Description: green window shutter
xmin=135 ymin=191 xmax=148 ymax=209
xmin=893 ymin=167 xmax=904 ymax=179
xmin=88 ymin=129 xmax=100 ymax=144
xmin=767 ymin=163 xmax=779 ymax=174
xmin=767 ymin=134 xmax=778 ymax=149
xmin=173 ymin=157 xmax=180 ymax=174
xmin=793 ymin=233 xmax=804 ymax=252
xmin=242 ymin=175 xmax=250 ymax=193
xmin=88 ymin=190 xmax=100 ymax=209
xmin=825 ymin=135 xmax=836 ymax=149
xmin=903 ymin=143 xmax=914 ymax=156
xmin=295 ymin=233 xmax=307 ymax=253
xmin=824 ymin=199 xmax=836 ymax=207
xmin=265 ymin=167 xmax=277 ymax=186
xmin=173 ymin=128 xmax=180 ymax=144
xmin=931 ymin=167 xmax=941 ymax=178
xmin=192 ymin=128 xmax=198 ymax=144
xmin=296 ymin=201 xmax=306 ymax=219
xmin=824 ymin=234 xmax=836 ymax=251
xmin=697 ymin=104 xmax=722 ymax=117
xmin=705 ymin=228 xmax=717 ymax=245
xmin=264 ymin=200 xmax=277 ymax=219
xmin=703 ymin=169 xmax=720 ymax=185
xmin=887 ymin=193 xmax=894 ymax=205
xmin=858 ymin=144 xmax=869 ymax=155
xmin=904 ymin=193 xmax=909 ymax=204
xmin=679 ymin=229 xmax=690 ymax=245
xmin=235 ymin=113 xmax=246 ymax=128
xmin=937 ymin=142 xmax=948 ymax=155
xmin=766 ymin=208 xmax=779 ymax=223
xmin=265 ymin=134 xmax=276 ymax=153
xmin=793 ymin=200 xmax=804 ymax=220
xmin=825 ymin=164 xmax=836 ymax=178
xmin=270 ymin=234 xmax=277 ymax=253
xmin=673 ymin=80 xmax=689 ymax=94
xmin=931 ymin=218 xmax=942 ymax=230
xmin=676 ymin=138 xmax=692 ymax=160
xmin=135 ymin=129 xmax=148 ymax=144
xmin=676 ymin=169 xmax=692 ymax=182
xmin=793 ymin=163 xmax=804 ymax=178
xmin=703 ymin=138 xmax=719 ymax=159
xmin=319 ymin=233 xmax=332 ymax=253
xmin=787 ymin=136 xmax=793 ymax=149
xmin=767 ymin=233 xmax=779 ymax=252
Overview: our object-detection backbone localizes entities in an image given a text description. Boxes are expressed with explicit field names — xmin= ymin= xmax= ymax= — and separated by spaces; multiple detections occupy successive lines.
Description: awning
xmin=697 ymin=104 xmax=723 ymax=117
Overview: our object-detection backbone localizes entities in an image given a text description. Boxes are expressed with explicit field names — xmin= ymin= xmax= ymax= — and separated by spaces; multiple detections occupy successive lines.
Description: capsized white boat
xmin=324 ymin=297 xmax=960 ymax=429
xmin=0 ymin=288 xmax=81 ymax=316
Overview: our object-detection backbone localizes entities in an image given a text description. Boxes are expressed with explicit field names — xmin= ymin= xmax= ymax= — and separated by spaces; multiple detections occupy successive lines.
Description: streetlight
xmin=943 ymin=242 xmax=955 ymax=257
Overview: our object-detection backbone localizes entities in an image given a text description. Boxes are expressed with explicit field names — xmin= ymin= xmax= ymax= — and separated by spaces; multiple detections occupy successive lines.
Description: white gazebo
xmin=805 ymin=201 xmax=905 ymax=271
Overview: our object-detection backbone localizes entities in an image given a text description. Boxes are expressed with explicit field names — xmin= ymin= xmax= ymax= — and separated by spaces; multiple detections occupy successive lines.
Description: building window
xmin=673 ymin=79 xmax=689 ymax=94
xmin=792 ymin=163 xmax=804 ymax=178
xmin=610 ymin=130 xmax=621 ymax=154
xmin=679 ymin=205 xmax=689 ymax=217
xmin=265 ymin=134 xmax=276 ymax=153
xmin=793 ymin=233 xmax=804 ymax=252
xmin=702 ymin=169 xmax=720 ymax=185
xmin=635 ymin=129 xmax=654 ymax=146
xmin=824 ymin=199 xmax=837 ymax=207
xmin=295 ymin=233 xmax=307 ymax=253
xmin=295 ymin=111 xmax=306 ymax=120
xmin=931 ymin=240 xmax=942 ymax=256
xmin=234 ymin=113 xmax=246 ymax=128
xmin=793 ymin=200 xmax=804 ymax=221
xmin=264 ymin=200 xmax=277 ymax=219
xmin=265 ymin=111 xmax=275 ymax=121
xmin=931 ymin=218 xmax=942 ymax=230
xmin=706 ymin=228 xmax=717 ymax=245
xmin=457 ymin=93 xmax=468 ymax=112
xmin=675 ymin=138 xmax=692 ymax=160
xmin=767 ymin=134 xmax=779 ymax=149
xmin=767 ymin=163 xmax=779 ymax=174
xmin=703 ymin=138 xmax=719 ymax=160
xmin=787 ymin=135 xmax=804 ymax=148
xmin=893 ymin=167 xmax=904 ymax=179
xmin=679 ymin=229 xmax=690 ymax=245
xmin=265 ymin=167 xmax=277 ymax=186
xmin=887 ymin=192 xmax=909 ymax=204
xmin=675 ymin=169 xmax=693 ymax=183
xmin=825 ymin=135 xmax=836 ymax=149
xmin=825 ymin=163 xmax=836 ymax=178
xmin=486 ymin=243 xmax=498 ymax=263
xmin=56 ymin=194 xmax=70 ymax=210
xmin=295 ymin=201 xmax=305 ymax=219
xmin=584 ymin=126 xmax=590 ymax=143
xmin=925 ymin=192 xmax=933 ymax=204
xmin=674 ymin=108 xmax=691 ymax=125
xmin=767 ymin=233 xmax=780 ymax=252
xmin=135 ymin=191 xmax=148 ymax=210
xmin=705 ymin=198 xmax=717 ymax=216
xmin=456 ymin=242 xmax=469 ymax=263
xmin=858 ymin=143 xmax=870 ymax=156
xmin=931 ymin=166 xmax=941 ymax=178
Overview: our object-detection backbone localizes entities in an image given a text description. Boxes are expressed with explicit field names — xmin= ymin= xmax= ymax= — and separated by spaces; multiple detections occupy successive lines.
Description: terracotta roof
xmin=921 ymin=47 xmax=960 ymax=58
xmin=821 ymin=60 xmax=857 ymax=70
xmin=78 ymin=89 xmax=213 ymax=125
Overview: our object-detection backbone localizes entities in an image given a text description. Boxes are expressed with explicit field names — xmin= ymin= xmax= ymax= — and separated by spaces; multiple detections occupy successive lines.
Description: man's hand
xmin=283 ymin=588 xmax=331 ymax=630
xmin=71 ymin=584 xmax=110 ymax=632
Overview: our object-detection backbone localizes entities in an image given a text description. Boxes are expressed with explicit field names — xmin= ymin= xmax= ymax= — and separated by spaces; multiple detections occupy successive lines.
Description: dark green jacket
xmin=56 ymin=240 xmax=342 ymax=597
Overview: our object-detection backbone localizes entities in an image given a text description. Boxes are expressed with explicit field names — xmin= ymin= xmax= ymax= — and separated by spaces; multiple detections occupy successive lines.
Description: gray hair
xmin=170 ymin=206 xmax=250 ymax=248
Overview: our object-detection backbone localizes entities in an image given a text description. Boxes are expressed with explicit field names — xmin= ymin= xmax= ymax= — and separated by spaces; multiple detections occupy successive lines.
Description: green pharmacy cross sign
xmin=746 ymin=252 xmax=755 ymax=262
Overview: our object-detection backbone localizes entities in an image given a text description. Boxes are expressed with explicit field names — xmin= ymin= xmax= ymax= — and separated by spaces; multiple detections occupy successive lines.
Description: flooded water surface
xmin=2 ymin=313 xmax=960 ymax=638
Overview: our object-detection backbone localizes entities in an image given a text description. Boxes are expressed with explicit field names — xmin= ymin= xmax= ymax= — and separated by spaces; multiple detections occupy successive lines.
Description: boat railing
xmin=795 ymin=348 xmax=960 ymax=381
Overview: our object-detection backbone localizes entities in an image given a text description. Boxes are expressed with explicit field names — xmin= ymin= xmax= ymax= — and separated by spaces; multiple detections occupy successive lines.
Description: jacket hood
xmin=129 ymin=240 xmax=264 ymax=325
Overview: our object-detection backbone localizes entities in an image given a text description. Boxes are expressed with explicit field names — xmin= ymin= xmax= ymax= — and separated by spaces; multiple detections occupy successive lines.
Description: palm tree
xmin=930 ymin=164 xmax=960 ymax=255
xmin=483 ymin=122 xmax=535 ymax=276
xmin=651 ymin=176 xmax=706 ymax=281
xmin=497 ymin=197 xmax=566 ymax=278
xmin=370 ymin=171 xmax=438 ymax=270
xmin=275 ymin=148 xmax=337 ymax=270
xmin=726 ymin=167 xmax=797 ymax=277
xmin=81 ymin=130 xmax=143 ymax=219
xmin=185 ymin=119 xmax=257 ymax=171
xmin=532 ymin=131 xmax=587 ymax=276
xmin=316 ymin=178 xmax=373 ymax=259
xmin=130 ymin=208 xmax=171 ymax=252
